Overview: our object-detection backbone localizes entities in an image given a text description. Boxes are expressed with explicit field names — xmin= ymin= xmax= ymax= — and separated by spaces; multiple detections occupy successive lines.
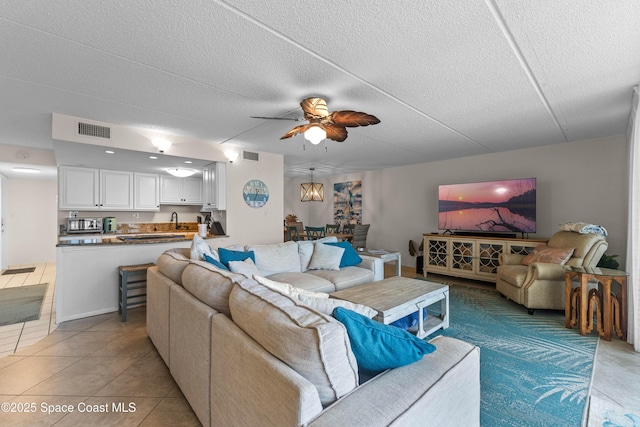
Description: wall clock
xmin=243 ymin=179 xmax=269 ymax=208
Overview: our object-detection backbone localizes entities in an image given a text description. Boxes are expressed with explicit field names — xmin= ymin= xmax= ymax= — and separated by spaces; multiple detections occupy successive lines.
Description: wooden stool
xmin=119 ymin=263 xmax=155 ymax=322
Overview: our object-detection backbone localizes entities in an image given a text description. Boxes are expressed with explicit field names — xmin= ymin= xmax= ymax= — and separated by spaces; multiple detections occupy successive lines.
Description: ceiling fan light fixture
xmin=304 ymin=124 xmax=326 ymax=145
xmin=166 ymin=167 xmax=196 ymax=178
xmin=300 ymin=168 xmax=324 ymax=202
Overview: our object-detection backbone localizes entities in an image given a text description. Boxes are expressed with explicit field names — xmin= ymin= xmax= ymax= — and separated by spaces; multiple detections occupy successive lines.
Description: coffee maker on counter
xmin=103 ymin=217 xmax=117 ymax=233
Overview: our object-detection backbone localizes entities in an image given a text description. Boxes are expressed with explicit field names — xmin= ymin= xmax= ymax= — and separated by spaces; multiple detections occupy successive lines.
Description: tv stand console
xmin=423 ymin=233 xmax=547 ymax=283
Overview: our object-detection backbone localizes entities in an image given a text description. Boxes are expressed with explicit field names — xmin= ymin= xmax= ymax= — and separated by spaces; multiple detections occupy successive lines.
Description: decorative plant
xmin=285 ymin=214 xmax=298 ymax=225
xmin=597 ymin=253 xmax=620 ymax=269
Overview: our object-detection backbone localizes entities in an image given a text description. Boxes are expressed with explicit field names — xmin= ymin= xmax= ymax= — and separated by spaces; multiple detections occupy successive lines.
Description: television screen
xmin=438 ymin=178 xmax=536 ymax=233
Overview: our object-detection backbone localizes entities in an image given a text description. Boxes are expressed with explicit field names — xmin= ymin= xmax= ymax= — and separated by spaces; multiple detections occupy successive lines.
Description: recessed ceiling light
xmin=12 ymin=167 xmax=40 ymax=174
xmin=105 ymin=150 xmax=115 ymax=154
xmin=149 ymin=156 xmax=158 ymax=159
xmin=184 ymin=160 xmax=192 ymax=164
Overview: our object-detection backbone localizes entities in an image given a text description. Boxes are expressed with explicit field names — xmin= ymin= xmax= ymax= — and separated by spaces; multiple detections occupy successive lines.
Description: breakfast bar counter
xmin=56 ymin=234 xmax=229 ymax=323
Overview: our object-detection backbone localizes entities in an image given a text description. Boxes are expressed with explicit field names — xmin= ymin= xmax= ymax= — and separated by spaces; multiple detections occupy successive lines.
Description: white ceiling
xmin=0 ymin=1 xmax=638 ymax=178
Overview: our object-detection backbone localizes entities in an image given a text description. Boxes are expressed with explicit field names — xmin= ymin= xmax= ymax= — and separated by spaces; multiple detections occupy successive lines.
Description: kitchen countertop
xmin=57 ymin=232 xmax=227 ymax=247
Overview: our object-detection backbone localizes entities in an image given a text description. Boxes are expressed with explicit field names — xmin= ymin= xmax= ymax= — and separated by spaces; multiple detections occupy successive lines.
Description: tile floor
xmin=0 ymin=264 xmax=637 ymax=426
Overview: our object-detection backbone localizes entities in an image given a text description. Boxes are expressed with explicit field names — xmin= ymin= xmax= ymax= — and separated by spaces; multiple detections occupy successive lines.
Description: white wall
xmin=7 ymin=178 xmax=58 ymax=264
xmin=285 ymin=135 xmax=629 ymax=268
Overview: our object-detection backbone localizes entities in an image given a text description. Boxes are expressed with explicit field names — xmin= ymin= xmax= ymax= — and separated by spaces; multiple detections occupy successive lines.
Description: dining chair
xmin=286 ymin=225 xmax=302 ymax=241
xmin=305 ymin=226 xmax=326 ymax=240
xmin=326 ymin=224 xmax=340 ymax=234
xmin=342 ymin=224 xmax=355 ymax=235
xmin=351 ymin=224 xmax=370 ymax=249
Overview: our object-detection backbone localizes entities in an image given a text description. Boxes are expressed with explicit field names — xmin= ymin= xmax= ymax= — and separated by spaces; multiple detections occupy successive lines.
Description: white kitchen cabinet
xmin=100 ymin=170 xmax=133 ymax=210
xmin=134 ymin=173 xmax=160 ymax=210
xmin=59 ymin=166 xmax=100 ymax=210
xmin=160 ymin=176 xmax=203 ymax=205
xmin=59 ymin=166 xmax=134 ymax=211
xmin=202 ymin=162 xmax=227 ymax=211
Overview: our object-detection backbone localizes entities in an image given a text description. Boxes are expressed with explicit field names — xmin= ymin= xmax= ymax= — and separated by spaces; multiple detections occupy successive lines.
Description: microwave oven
xmin=67 ymin=217 xmax=103 ymax=233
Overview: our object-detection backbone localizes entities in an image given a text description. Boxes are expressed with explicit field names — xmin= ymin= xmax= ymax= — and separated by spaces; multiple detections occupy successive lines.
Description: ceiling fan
xmin=252 ymin=97 xmax=380 ymax=145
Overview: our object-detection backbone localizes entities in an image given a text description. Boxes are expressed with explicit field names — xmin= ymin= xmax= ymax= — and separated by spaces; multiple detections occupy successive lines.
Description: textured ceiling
xmin=0 ymin=1 xmax=638 ymax=178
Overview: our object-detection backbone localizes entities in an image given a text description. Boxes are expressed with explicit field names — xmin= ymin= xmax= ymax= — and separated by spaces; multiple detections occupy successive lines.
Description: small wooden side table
xmin=564 ymin=266 xmax=627 ymax=341
xmin=359 ymin=249 xmax=402 ymax=276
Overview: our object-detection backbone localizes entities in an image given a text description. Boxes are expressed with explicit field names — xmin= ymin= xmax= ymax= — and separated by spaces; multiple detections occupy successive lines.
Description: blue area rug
xmin=427 ymin=284 xmax=597 ymax=427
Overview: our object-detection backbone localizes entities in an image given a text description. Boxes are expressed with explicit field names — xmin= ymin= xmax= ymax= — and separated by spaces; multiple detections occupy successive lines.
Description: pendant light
xmin=300 ymin=168 xmax=324 ymax=202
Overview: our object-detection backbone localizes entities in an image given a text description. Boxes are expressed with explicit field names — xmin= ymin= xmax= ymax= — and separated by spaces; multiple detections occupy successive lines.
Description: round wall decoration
xmin=243 ymin=179 xmax=269 ymax=208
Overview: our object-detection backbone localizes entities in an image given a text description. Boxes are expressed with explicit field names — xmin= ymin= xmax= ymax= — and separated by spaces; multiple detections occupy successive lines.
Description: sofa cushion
xmin=333 ymin=307 xmax=436 ymax=375
xmin=521 ymin=244 xmax=574 ymax=266
xmin=326 ymin=241 xmax=363 ymax=268
xmin=181 ymin=260 xmax=244 ymax=316
xmin=496 ymin=264 xmax=528 ymax=287
xmin=218 ymin=248 xmax=255 ymax=268
xmin=253 ymin=275 xmax=329 ymax=299
xmin=246 ymin=241 xmax=301 ymax=276
xmin=306 ymin=266 xmax=375 ymax=291
xmin=229 ymin=279 xmax=359 ymax=407
xmin=229 ymin=258 xmax=263 ymax=278
xmin=190 ymin=234 xmax=219 ymax=261
xmin=308 ymin=243 xmax=344 ymax=271
xmin=267 ymin=272 xmax=336 ymax=293
xmin=157 ymin=249 xmax=191 ymax=286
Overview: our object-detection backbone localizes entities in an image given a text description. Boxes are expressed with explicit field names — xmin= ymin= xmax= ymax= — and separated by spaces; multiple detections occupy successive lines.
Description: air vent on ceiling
xmin=243 ymin=151 xmax=259 ymax=161
xmin=78 ymin=122 xmax=111 ymax=139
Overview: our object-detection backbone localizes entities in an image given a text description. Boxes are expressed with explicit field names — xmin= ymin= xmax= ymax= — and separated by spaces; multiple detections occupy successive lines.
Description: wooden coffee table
xmin=331 ymin=276 xmax=449 ymax=338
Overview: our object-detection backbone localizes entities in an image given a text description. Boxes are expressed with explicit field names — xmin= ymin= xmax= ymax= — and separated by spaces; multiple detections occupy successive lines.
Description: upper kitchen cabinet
xmin=160 ymin=176 xmax=203 ymax=205
xmin=202 ymin=162 xmax=227 ymax=211
xmin=134 ymin=173 xmax=160 ymax=211
xmin=59 ymin=166 xmax=133 ymax=210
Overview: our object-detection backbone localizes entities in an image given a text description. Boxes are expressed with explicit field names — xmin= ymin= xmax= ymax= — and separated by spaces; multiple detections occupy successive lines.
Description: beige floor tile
xmin=54 ymin=313 xmax=116 ymax=332
xmin=0 ymin=355 xmax=24 ymax=370
xmin=0 ymin=356 xmax=82 ymax=395
xmin=139 ymin=397 xmax=202 ymax=426
xmin=23 ymin=356 xmax=140 ymax=396
xmin=94 ymin=354 xmax=176 ymax=398
xmin=89 ymin=330 xmax=154 ymax=358
xmin=13 ymin=330 xmax=79 ymax=356
xmin=0 ymin=342 xmax=16 ymax=353
xmin=33 ymin=331 xmax=123 ymax=357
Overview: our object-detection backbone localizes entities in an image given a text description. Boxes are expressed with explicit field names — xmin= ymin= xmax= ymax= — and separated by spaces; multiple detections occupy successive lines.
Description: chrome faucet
xmin=170 ymin=212 xmax=180 ymax=229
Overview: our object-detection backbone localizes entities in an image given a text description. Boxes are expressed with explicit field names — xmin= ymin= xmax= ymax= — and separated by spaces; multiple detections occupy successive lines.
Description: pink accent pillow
xmin=521 ymin=245 xmax=575 ymax=266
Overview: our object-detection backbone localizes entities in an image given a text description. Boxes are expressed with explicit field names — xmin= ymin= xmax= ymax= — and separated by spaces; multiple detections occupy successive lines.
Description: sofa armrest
xmin=358 ymin=256 xmax=384 ymax=281
xmin=309 ymin=336 xmax=480 ymax=427
xmin=528 ymin=262 xmax=568 ymax=281
xmin=499 ymin=253 xmax=525 ymax=265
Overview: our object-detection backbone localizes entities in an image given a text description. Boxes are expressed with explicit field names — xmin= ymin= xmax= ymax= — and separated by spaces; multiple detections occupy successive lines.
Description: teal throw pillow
xmin=203 ymin=253 xmax=229 ymax=271
xmin=325 ymin=241 xmax=362 ymax=268
xmin=333 ymin=307 xmax=436 ymax=375
xmin=218 ymin=248 xmax=255 ymax=268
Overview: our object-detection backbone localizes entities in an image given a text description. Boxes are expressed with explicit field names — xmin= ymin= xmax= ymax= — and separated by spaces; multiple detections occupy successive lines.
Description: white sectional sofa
xmin=147 ymin=242 xmax=481 ymax=426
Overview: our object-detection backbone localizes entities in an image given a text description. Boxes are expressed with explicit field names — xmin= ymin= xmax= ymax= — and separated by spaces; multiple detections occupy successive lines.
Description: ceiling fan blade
xmin=325 ymin=125 xmax=348 ymax=142
xmin=250 ymin=116 xmax=302 ymax=121
xmin=329 ymin=110 xmax=380 ymax=127
xmin=280 ymin=124 xmax=311 ymax=140
xmin=301 ymin=97 xmax=329 ymax=120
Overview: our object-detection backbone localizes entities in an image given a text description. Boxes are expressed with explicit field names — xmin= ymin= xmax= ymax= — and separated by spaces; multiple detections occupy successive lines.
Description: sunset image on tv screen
xmin=438 ymin=178 xmax=536 ymax=233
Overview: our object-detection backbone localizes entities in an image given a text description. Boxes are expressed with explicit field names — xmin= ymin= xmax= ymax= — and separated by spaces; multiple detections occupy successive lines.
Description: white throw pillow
xmin=246 ymin=241 xmax=301 ymax=276
xmin=253 ymin=275 xmax=329 ymax=300
xmin=297 ymin=294 xmax=377 ymax=319
xmin=228 ymin=258 xmax=262 ymax=278
xmin=190 ymin=234 xmax=219 ymax=261
xmin=308 ymin=242 xmax=344 ymax=271
xmin=298 ymin=236 xmax=338 ymax=271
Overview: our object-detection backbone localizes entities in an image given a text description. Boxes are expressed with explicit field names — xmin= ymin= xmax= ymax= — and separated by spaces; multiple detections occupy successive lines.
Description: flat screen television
xmin=438 ymin=178 xmax=536 ymax=234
